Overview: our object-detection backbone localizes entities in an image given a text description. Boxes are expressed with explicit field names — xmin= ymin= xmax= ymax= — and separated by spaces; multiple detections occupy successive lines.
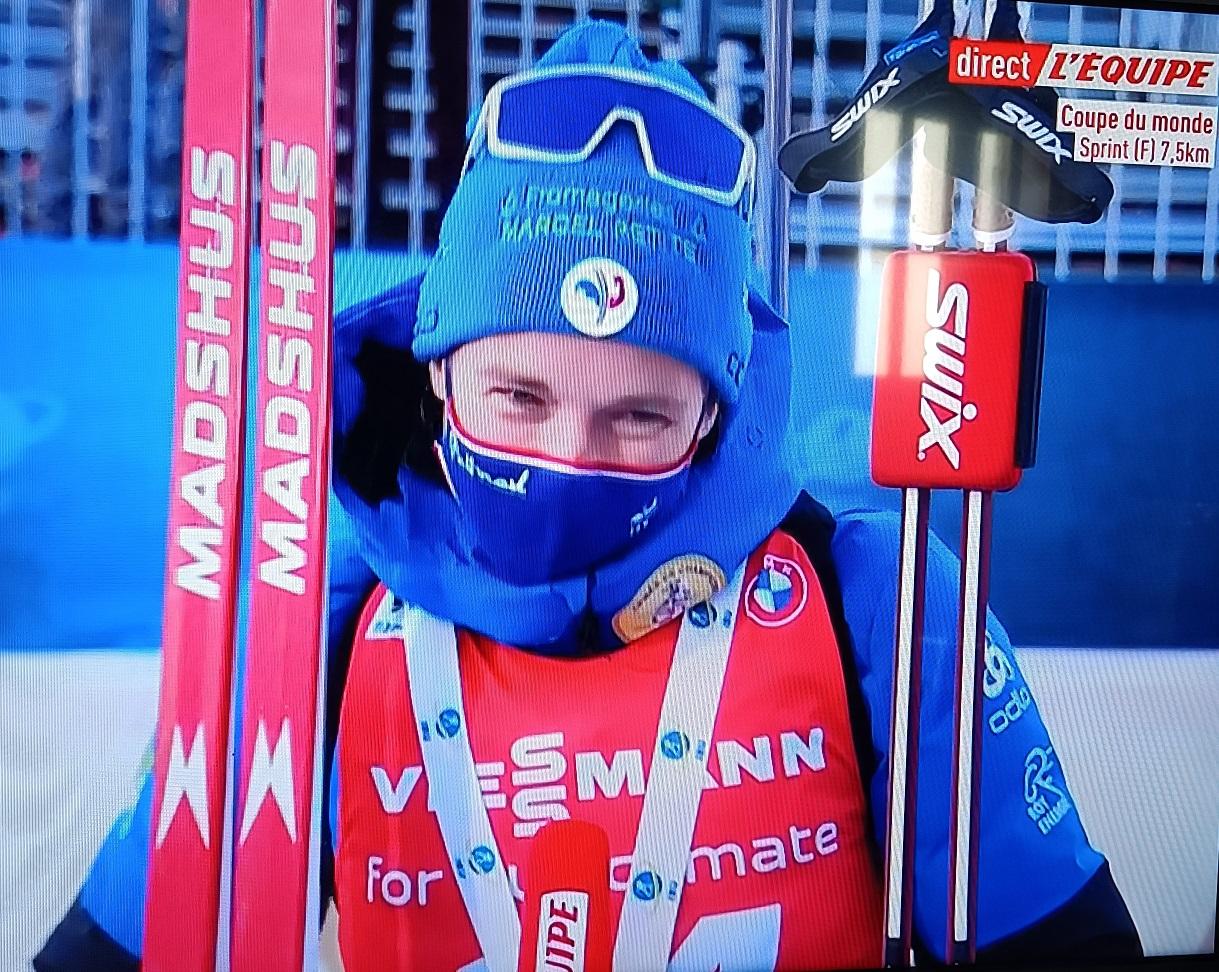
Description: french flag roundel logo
xmin=560 ymin=257 xmax=639 ymax=338
xmin=745 ymin=553 xmax=809 ymax=628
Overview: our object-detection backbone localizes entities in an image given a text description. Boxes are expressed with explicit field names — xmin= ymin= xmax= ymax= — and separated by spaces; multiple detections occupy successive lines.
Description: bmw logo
xmin=437 ymin=708 xmax=461 ymax=738
xmin=660 ymin=730 xmax=690 ymax=760
xmin=745 ymin=554 xmax=809 ymax=628
xmin=469 ymin=845 xmax=496 ymax=874
xmin=631 ymin=870 xmax=660 ymax=902
xmin=752 ymin=567 xmax=793 ymax=613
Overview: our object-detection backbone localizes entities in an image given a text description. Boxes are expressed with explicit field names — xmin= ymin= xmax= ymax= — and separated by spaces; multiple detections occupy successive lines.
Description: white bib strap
xmin=404 ymin=605 xmax=520 ymax=972
xmin=613 ymin=564 xmax=747 ymax=972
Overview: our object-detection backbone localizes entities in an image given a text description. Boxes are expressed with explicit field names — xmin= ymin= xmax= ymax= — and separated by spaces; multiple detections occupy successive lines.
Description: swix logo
xmin=991 ymin=102 xmax=1071 ymax=164
xmin=831 ymin=67 xmax=901 ymax=142
xmin=155 ymin=723 xmax=210 ymax=847
xmin=918 ymin=268 xmax=977 ymax=470
xmin=239 ymin=717 xmax=297 ymax=843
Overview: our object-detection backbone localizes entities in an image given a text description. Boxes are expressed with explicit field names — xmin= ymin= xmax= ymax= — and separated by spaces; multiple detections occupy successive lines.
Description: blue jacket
xmin=37 ymin=497 xmax=1141 ymax=969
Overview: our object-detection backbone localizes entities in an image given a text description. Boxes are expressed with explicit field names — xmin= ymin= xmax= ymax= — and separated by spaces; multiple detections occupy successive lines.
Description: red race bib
xmin=335 ymin=532 xmax=883 ymax=970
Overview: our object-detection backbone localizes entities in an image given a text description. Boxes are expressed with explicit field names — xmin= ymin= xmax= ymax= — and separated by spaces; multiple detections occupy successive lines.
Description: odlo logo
xmin=991 ymin=102 xmax=1071 ymax=164
xmin=831 ymin=67 xmax=901 ymax=142
xmin=919 ymin=268 xmax=977 ymax=470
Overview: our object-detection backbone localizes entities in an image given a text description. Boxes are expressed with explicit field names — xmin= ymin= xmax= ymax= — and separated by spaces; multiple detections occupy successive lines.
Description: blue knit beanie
xmin=413 ymin=20 xmax=756 ymax=406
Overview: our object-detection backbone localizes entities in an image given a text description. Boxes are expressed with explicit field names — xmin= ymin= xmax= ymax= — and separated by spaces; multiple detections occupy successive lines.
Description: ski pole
xmin=943 ymin=201 xmax=1007 ymax=966
xmin=763 ymin=0 xmax=793 ymax=318
xmin=943 ymin=0 xmax=1018 ymax=961
xmin=880 ymin=4 xmax=958 ymax=964
xmin=879 ymin=141 xmax=954 ymax=970
xmin=774 ymin=0 xmax=1062 ymax=964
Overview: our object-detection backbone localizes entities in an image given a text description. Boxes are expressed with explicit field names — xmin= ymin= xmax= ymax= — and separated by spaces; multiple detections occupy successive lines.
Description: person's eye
xmin=617 ymin=409 xmax=673 ymax=431
xmin=492 ymin=386 xmax=544 ymax=409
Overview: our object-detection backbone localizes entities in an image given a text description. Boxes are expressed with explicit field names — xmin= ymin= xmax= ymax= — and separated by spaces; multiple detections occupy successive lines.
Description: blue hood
xmin=331 ymin=268 xmax=800 ymax=654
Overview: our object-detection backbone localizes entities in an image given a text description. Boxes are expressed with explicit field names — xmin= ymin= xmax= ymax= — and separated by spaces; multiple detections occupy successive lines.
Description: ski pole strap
xmin=613 ymin=563 xmax=745 ymax=970
xmin=404 ymin=562 xmax=746 ymax=971
xmin=778 ymin=0 xmax=955 ymax=195
xmin=779 ymin=0 xmax=1114 ymax=226
xmin=926 ymin=80 xmax=1115 ymax=225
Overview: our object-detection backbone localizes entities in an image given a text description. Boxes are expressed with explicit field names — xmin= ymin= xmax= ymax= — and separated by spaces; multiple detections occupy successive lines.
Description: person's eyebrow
xmin=606 ymin=393 xmax=685 ymax=414
xmin=481 ymin=366 xmax=553 ymax=397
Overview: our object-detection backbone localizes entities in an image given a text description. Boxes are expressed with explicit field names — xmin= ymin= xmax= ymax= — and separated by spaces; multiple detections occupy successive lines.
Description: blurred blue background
xmin=2 ymin=0 xmax=1217 ymax=653
xmin=1 ymin=237 xmax=1215 ymax=653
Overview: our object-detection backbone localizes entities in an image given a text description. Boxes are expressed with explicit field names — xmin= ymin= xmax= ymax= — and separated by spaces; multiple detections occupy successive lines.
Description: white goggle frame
xmin=463 ymin=64 xmax=758 ymax=220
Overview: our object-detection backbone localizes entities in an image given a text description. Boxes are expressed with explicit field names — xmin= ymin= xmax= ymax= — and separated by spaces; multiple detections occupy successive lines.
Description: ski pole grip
xmin=870 ymin=249 xmax=1037 ymax=492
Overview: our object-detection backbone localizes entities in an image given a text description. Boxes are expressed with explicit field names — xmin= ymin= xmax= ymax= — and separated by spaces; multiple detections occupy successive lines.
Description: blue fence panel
xmin=1 ymin=240 xmax=1215 ymax=652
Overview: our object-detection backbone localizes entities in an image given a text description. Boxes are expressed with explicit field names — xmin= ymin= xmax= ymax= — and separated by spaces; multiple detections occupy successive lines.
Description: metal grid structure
xmin=0 ymin=0 xmax=440 ymax=249
xmin=704 ymin=0 xmax=1219 ymax=281
xmin=2 ymin=0 xmax=1217 ymax=277
xmin=467 ymin=0 xmax=670 ymax=108
xmin=1 ymin=0 xmax=74 ymax=236
xmin=361 ymin=0 xmax=439 ymax=249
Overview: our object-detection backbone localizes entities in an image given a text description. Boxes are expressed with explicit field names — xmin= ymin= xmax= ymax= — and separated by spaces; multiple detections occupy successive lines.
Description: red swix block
xmin=144 ymin=2 xmax=254 ymax=969
xmin=871 ymin=249 xmax=1034 ymax=492
xmin=229 ymin=0 xmax=336 ymax=968
xmin=519 ymin=820 xmax=613 ymax=972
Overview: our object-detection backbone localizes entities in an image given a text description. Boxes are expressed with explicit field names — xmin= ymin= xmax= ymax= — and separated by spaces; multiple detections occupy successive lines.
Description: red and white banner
xmin=144 ymin=2 xmax=254 ymax=969
xmin=950 ymin=39 xmax=1219 ymax=97
xmin=228 ymin=0 xmax=336 ymax=967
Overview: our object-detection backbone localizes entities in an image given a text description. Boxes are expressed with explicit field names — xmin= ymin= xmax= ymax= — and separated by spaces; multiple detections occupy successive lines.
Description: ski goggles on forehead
xmin=467 ymin=65 xmax=758 ymax=219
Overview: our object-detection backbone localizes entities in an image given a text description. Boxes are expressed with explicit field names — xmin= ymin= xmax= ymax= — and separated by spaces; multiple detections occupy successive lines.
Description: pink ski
xmin=143 ymin=1 xmax=256 ymax=969
xmin=229 ymin=0 xmax=337 ymax=967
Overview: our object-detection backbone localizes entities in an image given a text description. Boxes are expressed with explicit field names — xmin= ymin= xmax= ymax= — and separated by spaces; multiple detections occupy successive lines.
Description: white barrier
xmin=1 ymin=644 xmax=1215 ymax=968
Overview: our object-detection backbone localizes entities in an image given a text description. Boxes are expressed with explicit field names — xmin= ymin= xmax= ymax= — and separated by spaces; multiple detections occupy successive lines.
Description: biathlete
xmin=37 ymin=20 xmax=1141 ymax=972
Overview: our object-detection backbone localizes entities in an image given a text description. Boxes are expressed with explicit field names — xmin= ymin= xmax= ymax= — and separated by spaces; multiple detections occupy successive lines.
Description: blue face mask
xmin=437 ymin=407 xmax=698 ymax=585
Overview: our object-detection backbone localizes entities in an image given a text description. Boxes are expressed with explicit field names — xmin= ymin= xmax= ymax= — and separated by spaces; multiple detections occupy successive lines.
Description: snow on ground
xmin=1 ymin=647 xmax=1215 ymax=970
xmin=1016 ymin=646 xmax=1219 ymax=957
